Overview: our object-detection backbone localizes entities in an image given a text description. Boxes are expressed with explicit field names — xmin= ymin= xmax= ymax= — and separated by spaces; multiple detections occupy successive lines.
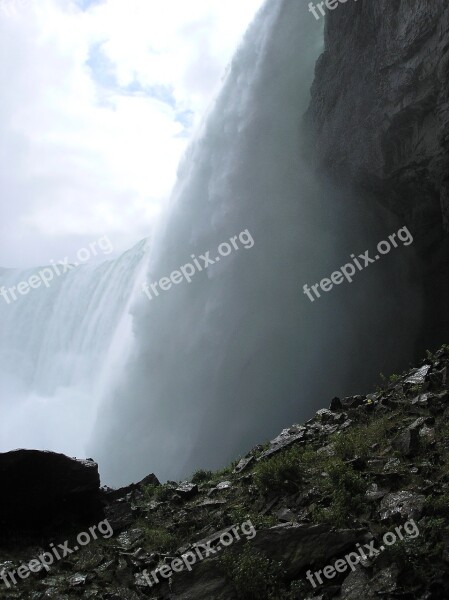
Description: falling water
xmin=88 ymin=0 xmax=420 ymax=485
xmin=0 ymin=239 xmax=150 ymax=455
xmin=0 ymin=0 xmax=421 ymax=484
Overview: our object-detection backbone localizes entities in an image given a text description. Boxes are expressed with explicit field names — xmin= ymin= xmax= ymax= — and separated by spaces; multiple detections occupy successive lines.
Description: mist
xmin=0 ymin=0 xmax=423 ymax=487
xmin=86 ymin=0 xmax=421 ymax=485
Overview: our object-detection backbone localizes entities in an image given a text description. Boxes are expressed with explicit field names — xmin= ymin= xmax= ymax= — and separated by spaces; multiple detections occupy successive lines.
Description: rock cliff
xmin=305 ymin=0 xmax=449 ymax=348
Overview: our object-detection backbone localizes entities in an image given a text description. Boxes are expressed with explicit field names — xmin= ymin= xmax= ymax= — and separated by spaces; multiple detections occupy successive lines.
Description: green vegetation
xmin=311 ymin=461 xmax=366 ymax=526
xmin=143 ymin=525 xmax=179 ymax=551
xmin=143 ymin=482 xmax=173 ymax=502
xmin=229 ymin=505 xmax=277 ymax=529
xmin=191 ymin=469 xmax=214 ymax=484
xmin=253 ymin=445 xmax=302 ymax=493
xmin=333 ymin=415 xmax=391 ymax=460
xmin=220 ymin=545 xmax=283 ymax=600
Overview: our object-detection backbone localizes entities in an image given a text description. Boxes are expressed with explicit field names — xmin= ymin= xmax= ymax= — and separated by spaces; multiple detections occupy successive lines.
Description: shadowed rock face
xmin=0 ymin=450 xmax=101 ymax=536
xmin=305 ymin=0 xmax=449 ymax=349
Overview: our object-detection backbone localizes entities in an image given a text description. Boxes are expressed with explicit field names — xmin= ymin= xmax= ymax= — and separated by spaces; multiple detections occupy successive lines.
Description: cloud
xmin=0 ymin=0 xmax=264 ymax=267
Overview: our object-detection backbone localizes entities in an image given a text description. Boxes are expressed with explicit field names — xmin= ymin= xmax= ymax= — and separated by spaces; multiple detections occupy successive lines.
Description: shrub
xmin=333 ymin=416 xmax=390 ymax=460
xmin=253 ymin=445 xmax=302 ymax=493
xmin=221 ymin=545 xmax=282 ymax=600
xmin=144 ymin=527 xmax=178 ymax=551
xmin=191 ymin=469 xmax=213 ymax=484
xmin=144 ymin=483 xmax=173 ymax=503
xmin=311 ymin=462 xmax=366 ymax=526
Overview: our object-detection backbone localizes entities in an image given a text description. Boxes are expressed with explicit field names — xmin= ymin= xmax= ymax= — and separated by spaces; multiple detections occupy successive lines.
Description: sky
xmin=0 ymin=0 xmax=265 ymax=268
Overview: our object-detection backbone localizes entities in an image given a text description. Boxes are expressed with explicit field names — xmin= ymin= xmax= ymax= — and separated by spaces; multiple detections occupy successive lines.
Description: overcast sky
xmin=0 ymin=0 xmax=264 ymax=268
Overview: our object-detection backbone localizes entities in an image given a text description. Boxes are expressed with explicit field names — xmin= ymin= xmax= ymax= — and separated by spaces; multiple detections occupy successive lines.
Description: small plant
xmin=410 ymin=383 xmax=424 ymax=394
xmin=253 ymin=445 xmax=302 ymax=493
xmin=144 ymin=483 xmax=173 ymax=503
xmin=311 ymin=461 xmax=366 ymax=526
xmin=229 ymin=506 xmax=277 ymax=529
xmin=424 ymin=493 xmax=449 ymax=518
xmin=191 ymin=469 xmax=213 ymax=484
xmin=221 ymin=545 xmax=282 ymax=600
xmin=284 ymin=580 xmax=310 ymax=599
xmin=333 ymin=415 xmax=390 ymax=460
xmin=143 ymin=526 xmax=179 ymax=551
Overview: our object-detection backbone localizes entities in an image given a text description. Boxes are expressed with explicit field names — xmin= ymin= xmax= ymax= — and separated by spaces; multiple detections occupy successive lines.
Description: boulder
xmin=0 ymin=449 xmax=101 ymax=535
xmin=379 ymin=490 xmax=425 ymax=521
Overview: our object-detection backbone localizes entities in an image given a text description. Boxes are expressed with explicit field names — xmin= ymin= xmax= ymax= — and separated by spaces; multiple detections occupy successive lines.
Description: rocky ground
xmin=1 ymin=345 xmax=449 ymax=599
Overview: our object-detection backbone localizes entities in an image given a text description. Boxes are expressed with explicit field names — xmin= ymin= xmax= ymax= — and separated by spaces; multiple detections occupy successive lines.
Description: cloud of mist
xmin=88 ymin=0 xmax=421 ymax=486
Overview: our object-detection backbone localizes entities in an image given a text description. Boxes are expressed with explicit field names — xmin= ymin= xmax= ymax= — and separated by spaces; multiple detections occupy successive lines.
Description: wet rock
xmin=0 ymin=450 xmax=101 ymax=536
xmin=405 ymin=365 xmax=431 ymax=386
xmin=380 ymin=491 xmax=425 ymax=521
xmin=75 ymin=547 xmax=105 ymax=571
xmin=197 ymin=499 xmax=226 ymax=508
xmin=392 ymin=427 xmax=420 ymax=456
xmin=103 ymin=473 xmax=160 ymax=502
xmin=116 ymin=528 xmax=145 ymax=550
xmin=170 ymin=560 xmax=237 ymax=600
xmin=275 ymin=507 xmax=297 ymax=522
xmin=411 ymin=393 xmax=430 ymax=407
xmin=258 ymin=426 xmax=306 ymax=460
xmin=419 ymin=426 xmax=436 ymax=444
xmin=175 ymin=483 xmax=199 ymax=500
xmin=371 ymin=565 xmax=399 ymax=594
xmin=68 ymin=572 xmax=88 ymax=586
xmin=104 ymin=501 xmax=135 ymax=531
xmin=365 ymin=483 xmax=389 ymax=502
xmin=330 ymin=397 xmax=342 ymax=411
xmin=233 ymin=456 xmax=255 ymax=474
xmin=340 ymin=396 xmax=365 ymax=409
xmin=107 ymin=587 xmax=141 ymax=600
xmin=315 ymin=409 xmax=335 ymax=422
xmin=208 ymin=481 xmax=232 ymax=496
xmin=339 ymin=568 xmax=376 ymax=599
xmin=251 ymin=523 xmax=366 ymax=578
xmin=317 ymin=443 xmax=336 ymax=457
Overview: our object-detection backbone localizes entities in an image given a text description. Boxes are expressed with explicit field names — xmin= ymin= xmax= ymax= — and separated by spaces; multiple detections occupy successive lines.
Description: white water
xmin=0 ymin=0 xmax=420 ymax=484
xmin=0 ymin=239 xmax=149 ymax=455
xmin=87 ymin=0 xmax=420 ymax=484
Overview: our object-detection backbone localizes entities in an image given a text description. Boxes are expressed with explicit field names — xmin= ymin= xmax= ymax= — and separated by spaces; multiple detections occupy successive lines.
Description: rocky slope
xmin=305 ymin=0 xmax=449 ymax=350
xmin=1 ymin=345 xmax=449 ymax=599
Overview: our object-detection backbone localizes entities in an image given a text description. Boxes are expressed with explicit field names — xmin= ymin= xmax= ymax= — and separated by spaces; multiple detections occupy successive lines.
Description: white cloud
xmin=0 ymin=0 xmax=264 ymax=267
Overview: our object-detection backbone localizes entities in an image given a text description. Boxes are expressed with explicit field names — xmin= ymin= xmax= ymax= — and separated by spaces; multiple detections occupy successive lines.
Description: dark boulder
xmin=0 ymin=449 xmax=101 ymax=537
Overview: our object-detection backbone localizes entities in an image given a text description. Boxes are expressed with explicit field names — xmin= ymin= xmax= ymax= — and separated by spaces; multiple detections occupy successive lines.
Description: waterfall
xmin=0 ymin=0 xmax=421 ymax=485
xmin=87 ymin=0 xmax=420 ymax=485
xmin=0 ymin=239 xmax=150 ymax=456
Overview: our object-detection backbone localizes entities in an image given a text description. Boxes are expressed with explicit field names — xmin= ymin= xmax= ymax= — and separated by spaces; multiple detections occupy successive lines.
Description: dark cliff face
xmin=305 ymin=0 xmax=449 ymax=349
